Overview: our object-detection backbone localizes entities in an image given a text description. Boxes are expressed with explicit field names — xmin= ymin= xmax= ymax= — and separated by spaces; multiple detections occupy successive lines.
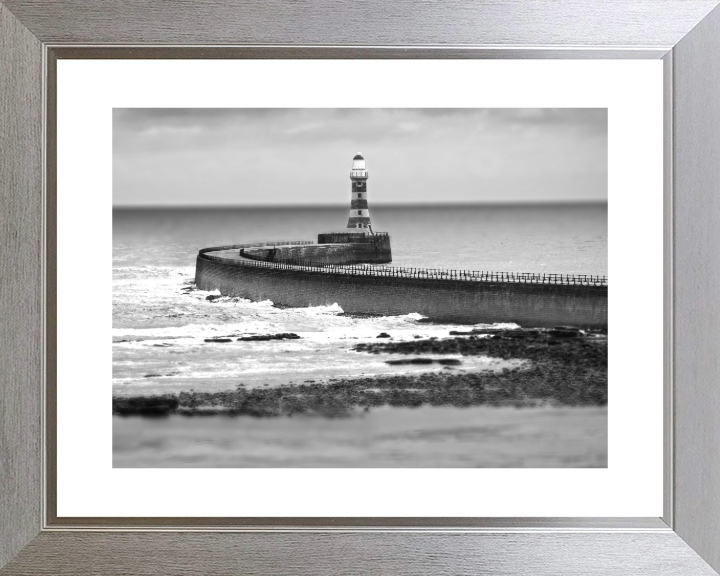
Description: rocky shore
xmin=112 ymin=328 xmax=607 ymax=418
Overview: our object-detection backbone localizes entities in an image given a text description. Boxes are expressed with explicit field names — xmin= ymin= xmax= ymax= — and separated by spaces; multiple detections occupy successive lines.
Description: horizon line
xmin=113 ymin=200 xmax=608 ymax=210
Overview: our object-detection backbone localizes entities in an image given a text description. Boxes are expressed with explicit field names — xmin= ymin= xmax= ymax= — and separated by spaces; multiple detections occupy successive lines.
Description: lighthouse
xmin=346 ymin=153 xmax=373 ymax=232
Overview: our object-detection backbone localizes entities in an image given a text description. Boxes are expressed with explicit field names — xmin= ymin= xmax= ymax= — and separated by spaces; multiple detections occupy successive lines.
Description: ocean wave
xmin=301 ymin=303 xmax=344 ymax=315
xmin=405 ymin=312 xmax=427 ymax=321
xmin=113 ymin=265 xmax=195 ymax=281
xmin=113 ymin=321 xmax=282 ymax=340
xmin=112 ymin=318 xmax=462 ymax=346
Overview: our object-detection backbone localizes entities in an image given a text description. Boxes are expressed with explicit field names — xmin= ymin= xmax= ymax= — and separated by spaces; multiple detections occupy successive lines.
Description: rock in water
xmin=237 ymin=333 xmax=301 ymax=341
xmin=112 ymin=395 xmax=179 ymax=416
xmin=437 ymin=359 xmax=462 ymax=366
xmin=548 ymin=329 xmax=580 ymax=338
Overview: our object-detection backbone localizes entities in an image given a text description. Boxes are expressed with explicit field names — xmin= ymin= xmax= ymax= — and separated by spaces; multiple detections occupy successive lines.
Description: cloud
xmin=113 ymin=108 xmax=607 ymax=206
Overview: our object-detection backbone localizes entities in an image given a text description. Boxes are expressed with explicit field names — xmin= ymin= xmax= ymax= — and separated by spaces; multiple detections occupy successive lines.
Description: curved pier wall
xmin=243 ymin=242 xmax=391 ymax=265
xmin=196 ymin=255 xmax=607 ymax=328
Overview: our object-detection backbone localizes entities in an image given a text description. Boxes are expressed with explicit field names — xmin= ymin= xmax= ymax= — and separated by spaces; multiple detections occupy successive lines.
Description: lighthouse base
xmin=317 ymin=231 xmax=392 ymax=264
xmin=237 ymin=233 xmax=392 ymax=266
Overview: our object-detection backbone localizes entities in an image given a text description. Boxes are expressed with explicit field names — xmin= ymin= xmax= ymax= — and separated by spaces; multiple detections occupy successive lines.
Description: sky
xmin=113 ymin=108 xmax=607 ymax=207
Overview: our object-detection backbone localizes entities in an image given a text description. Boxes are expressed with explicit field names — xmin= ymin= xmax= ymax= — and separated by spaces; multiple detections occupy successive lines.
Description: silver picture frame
xmin=2 ymin=1 xmax=720 ymax=573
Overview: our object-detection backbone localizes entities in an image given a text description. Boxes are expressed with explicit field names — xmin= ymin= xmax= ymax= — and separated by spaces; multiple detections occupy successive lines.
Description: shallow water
xmin=112 ymin=265 xmax=525 ymax=394
xmin=114 ymin=406 xmax=607 ymax=468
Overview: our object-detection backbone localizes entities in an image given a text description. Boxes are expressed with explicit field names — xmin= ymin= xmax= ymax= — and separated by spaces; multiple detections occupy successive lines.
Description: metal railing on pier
xmin=200 ymin=245 xmax=607 ymax=287
xmin=270 ymin=260 xmax=607 ymax=286
xmin=249 ymin=240 xmax=315 ymax=248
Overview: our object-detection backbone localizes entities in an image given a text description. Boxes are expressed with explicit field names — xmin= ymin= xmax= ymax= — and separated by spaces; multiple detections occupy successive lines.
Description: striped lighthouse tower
xmin=346 ymin=153 xmax=373 ymax=232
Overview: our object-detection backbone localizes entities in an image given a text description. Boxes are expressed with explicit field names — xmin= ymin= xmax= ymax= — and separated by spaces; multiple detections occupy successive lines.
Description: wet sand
xmin=114 ymin=405 xmax=607 ymax=468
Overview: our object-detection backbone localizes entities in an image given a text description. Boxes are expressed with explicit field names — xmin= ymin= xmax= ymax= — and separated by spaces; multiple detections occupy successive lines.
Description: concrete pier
xmin=195 ymin=244 xmax=607 ymax=328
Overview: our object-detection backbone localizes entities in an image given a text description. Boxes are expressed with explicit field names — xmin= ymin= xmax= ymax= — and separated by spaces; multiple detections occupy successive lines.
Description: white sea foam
xmin=113 ymin=321 xmax=282 ymax=339
xmin=406 ymin=312 xmax=427 ymax=321
xmin=473 ymin=322 xmax=520 ymax=330
xmin=113 ymin=263 xmax=532 ymax=394
xmin=301 ymin=303 xmax=344 ymax=315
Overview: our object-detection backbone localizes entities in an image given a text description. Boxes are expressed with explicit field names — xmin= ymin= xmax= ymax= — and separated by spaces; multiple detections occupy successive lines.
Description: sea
xmin=113 ymin=204 xmax=608 ymax=468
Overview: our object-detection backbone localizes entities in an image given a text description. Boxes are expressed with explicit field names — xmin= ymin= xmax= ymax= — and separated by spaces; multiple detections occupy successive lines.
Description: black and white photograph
xmin=112 ymin=108 xmax=608 ymax=468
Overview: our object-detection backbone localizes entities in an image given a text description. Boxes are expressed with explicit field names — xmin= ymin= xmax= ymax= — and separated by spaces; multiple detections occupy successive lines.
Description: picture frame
xmin=1 ymin=1 xmax=719 ymax=573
